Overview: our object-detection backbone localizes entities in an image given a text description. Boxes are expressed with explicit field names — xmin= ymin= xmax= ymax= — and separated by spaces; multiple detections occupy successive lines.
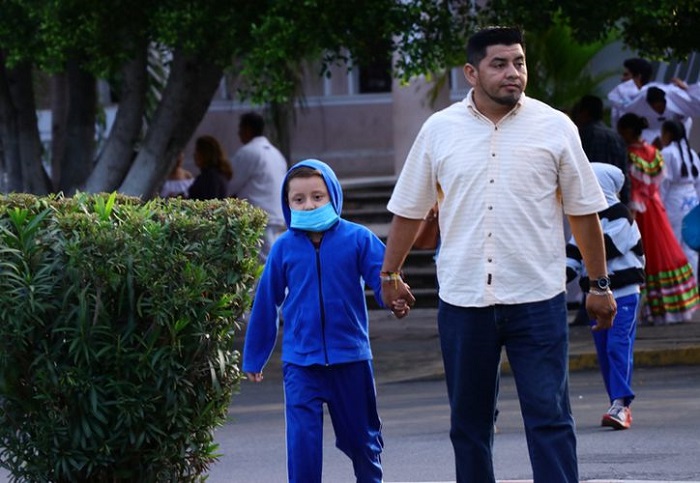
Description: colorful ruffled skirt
xmin=636 ymin=195 xmax=700 ymax=324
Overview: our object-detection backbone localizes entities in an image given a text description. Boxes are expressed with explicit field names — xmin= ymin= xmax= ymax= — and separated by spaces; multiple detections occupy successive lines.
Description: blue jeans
xmin=438 ymin=293 xmax=578 ymax=483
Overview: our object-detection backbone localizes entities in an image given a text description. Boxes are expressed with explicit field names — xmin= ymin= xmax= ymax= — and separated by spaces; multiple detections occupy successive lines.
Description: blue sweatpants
xmin=282 ymin=360 xmax=383 ymax=483
xmin=589 ymin=292 xmax=639 ymax=406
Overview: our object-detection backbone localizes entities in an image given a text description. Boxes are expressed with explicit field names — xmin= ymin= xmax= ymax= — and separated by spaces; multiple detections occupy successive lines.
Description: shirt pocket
xmin=508 ymin=147 xmax=558 ymax=201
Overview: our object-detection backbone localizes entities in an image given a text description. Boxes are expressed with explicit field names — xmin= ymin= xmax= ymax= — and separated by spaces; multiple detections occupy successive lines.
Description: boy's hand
xmin=391 ymin=298 xmax=411 ymax=319
xmin=246 ymin=372 xmax=264 ymax=383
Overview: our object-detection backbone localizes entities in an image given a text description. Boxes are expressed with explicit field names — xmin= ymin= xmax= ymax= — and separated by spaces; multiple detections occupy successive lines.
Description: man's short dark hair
xmin=646 ymin=86 xmax=666 ymax=105
xmin=623 ymin=58 xmax=653 ymax=85
xmin=578 ymin=95 xmax=604 ymax=121
xmin=239 ymin=111 xmax=265 ymax=137
xmin=467 ymin=26 xmax=524 ymax=67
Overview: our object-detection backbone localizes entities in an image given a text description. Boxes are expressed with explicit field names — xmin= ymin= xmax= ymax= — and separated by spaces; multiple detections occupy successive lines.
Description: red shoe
xmin=601 ymin=405 xmax=632 ymax=430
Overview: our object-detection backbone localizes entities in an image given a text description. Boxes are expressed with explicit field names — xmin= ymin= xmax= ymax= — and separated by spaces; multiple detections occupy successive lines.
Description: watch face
xmin=596 ymin=277 xmax=611 ymax=290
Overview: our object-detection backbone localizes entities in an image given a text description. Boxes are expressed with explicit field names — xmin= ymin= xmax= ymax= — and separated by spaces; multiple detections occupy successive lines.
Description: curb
xmin=499 ymin=347 xmax=700 ymax=375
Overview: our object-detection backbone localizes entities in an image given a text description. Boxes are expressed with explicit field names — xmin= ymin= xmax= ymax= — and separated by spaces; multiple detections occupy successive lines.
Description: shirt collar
xmin=464 ymin=88 xmax=525 ymax=123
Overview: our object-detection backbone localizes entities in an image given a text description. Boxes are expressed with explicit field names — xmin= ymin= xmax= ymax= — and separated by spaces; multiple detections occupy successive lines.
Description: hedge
xmin=0 ymin=192 xmax=266 ymax=482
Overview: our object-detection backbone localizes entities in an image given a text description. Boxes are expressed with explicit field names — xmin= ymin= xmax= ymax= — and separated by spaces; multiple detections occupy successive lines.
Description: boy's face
xmin=287 ymin=175 xmax=330 ymax=211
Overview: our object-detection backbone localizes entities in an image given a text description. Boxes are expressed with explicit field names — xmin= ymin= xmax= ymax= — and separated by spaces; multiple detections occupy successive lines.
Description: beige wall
xmin=188 ymin=44 xmax=700 ymax=180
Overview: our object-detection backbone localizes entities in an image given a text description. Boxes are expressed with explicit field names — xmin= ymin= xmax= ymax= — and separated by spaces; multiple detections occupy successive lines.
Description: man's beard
xmin=488 ymin=90 xmax=521 ymax=107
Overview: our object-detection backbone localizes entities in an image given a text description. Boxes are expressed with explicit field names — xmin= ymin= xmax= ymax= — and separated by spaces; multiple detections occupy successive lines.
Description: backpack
xmin=682 ymin=203 xmax=700 ymax=251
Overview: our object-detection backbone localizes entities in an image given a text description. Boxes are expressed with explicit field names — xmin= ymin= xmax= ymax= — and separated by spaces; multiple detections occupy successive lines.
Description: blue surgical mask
xmin=290 ymin=203 xmax=339 ymax=232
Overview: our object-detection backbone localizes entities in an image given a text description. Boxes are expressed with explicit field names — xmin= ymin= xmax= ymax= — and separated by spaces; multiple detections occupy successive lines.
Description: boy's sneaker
xmin=601 ymin=405 xmax=632 ymax=430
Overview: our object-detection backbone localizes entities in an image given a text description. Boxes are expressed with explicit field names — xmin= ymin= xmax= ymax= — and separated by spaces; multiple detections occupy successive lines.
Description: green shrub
xmin=0 ymin=192 xmax=266 ymax=482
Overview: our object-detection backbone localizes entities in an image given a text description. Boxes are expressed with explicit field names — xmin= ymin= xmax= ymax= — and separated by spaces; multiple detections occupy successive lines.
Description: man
xmin=607 ymin=57 xmax=654 ymax=128
xmin=380 ymin=27 xmax=616 ymax=483
xmin=617 ymin=85 xmax=692 ymax=148
xmin=572 ymin=94 xmax=630 ymax=205
xmin=569 ymin=94 xmax=631 ymax=326
xmin=228 ymin=112 xmax=288 ymax=261
xmin=608 ymin=58 xmax=698 ymax=146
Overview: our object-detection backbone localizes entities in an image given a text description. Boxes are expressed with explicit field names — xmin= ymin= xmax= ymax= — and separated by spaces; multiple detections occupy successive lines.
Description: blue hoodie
xmin=242 ymin=159 xmax=387 ymax=372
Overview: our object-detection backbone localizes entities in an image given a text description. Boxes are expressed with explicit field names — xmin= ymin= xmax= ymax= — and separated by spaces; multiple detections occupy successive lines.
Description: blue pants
xmin=589 ymin=292 xmax=639 ymax=406
xmin=438 ymin=293 xmax=578 ymax=483
xmin=283 ymin=361 xmax=383 ymax=483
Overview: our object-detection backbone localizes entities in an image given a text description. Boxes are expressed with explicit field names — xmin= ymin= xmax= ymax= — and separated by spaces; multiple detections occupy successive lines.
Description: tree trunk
xmin=266 ymin=100 xmax=294 ymax=163
xmin=83 ymin=46 xmax=148 ymax=194
xmin=11 ymin=63 xmax=50 ymax=194
xmin=119 ymin=49 xmax=223 ymax=198
xmin=0 ymin=53 xmax=50 ymax=194
xmin=0 ymin=51 xmax=22 ymax=193
xmin=50 ymin=73 xmax=68 ymax=191
xmin=58 ymin=59 xmax=96 ymax=195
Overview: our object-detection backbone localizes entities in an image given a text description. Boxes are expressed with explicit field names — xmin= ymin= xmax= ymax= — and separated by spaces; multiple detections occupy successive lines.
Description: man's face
xmin=649 ymin=100 xmax=666 ymax=115
xmin=464 ymin=43 xmax=527 ymax=108
xmin=238 ymin=125 xmax=253 ymax=144
xmin=621 ymin=68 xmax=632 ymax=82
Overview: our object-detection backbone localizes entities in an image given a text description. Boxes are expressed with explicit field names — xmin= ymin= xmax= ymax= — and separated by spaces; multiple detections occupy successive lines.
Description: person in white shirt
xmin=608 ymin=58 xmax=654 ymax=128
xmin=380 ymin=27 xmax=614 ymax=483
xmin=228 ymin=112 xmax=288 ymax=261
xmin=660 ymin=119 xmax=700 ymax=279
xmin=608 ymin=58 xmax=700 ymax=147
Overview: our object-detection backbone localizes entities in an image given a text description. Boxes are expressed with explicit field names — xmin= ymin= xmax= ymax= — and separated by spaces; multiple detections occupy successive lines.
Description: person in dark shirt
xmin=572 ymin=95 xmax=630 ymax=205
xmin=188 ymin=135 xmax=233 ymax=200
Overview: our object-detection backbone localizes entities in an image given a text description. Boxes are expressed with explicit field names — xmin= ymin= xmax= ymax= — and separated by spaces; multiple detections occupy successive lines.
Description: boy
xmin=566 ymin=163 xmax=646 ymax=430
xmin=243 ymin=159 xmax=409 ymax=482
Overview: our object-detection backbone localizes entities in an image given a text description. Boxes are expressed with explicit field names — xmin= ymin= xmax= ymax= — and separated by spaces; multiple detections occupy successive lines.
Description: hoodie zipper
xmin=314 ymin=241 xmax=330 ymax=365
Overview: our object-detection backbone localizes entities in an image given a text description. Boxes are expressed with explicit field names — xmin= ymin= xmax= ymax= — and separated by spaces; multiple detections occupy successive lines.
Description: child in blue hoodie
xmin=243 ymin=159 xmax=409 ymax=483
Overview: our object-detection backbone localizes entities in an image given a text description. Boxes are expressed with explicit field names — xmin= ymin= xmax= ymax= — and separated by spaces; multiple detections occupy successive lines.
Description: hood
xmin=281 ymin=159 xmax=343 ymax=228
xmin=591 ymin=162 xmax=624 ymax=208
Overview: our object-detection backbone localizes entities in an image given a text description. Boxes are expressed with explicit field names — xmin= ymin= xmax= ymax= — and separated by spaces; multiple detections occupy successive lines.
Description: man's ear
xmin=463 ymin=63 xmax=477 ymax=87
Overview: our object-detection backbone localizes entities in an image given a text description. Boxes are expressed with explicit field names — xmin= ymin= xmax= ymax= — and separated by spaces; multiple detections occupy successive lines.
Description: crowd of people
xmin=602 ymin=57 xmax=700 ymax=325
xmin=561 ymin=58 xmax=700 ymax=437
xmin=157 ymin=112 xmax=288 ymax=261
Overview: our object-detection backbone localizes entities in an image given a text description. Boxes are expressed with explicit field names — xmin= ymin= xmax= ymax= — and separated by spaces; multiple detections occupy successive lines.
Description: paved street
xmin=2 ymin=310 xmax=698 ymax=482
xmin=209 ymin=365 xmax=700 ymax=482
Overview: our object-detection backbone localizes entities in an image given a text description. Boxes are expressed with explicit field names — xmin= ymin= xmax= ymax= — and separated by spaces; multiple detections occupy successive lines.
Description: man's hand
xmin=381 ymin=278 xmax=415 ymax=314
xmin=671 ymin=77 xmax=689 ymax=90
xmin=586 ymin=292 xmax=617 ymax=331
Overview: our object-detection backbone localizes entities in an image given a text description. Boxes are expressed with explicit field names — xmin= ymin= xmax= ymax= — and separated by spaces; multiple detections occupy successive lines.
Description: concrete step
xmin=342 ymin=177 xmax=439 ymax=308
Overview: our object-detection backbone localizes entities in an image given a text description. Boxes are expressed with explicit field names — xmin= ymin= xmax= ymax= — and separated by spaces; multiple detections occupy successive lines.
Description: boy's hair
xmin=646 ymin=86 xmax=666 ymax=105
xmin=467 ymin=26 xmax=524 ymax=67
xmin=284 ymin=166 xmax=324 ymax=201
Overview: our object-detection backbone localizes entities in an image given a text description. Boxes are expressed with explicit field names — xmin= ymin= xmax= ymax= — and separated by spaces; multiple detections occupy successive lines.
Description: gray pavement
xmin=368 ymin=307 xmax=700 ymax=384
xmin=250 ymin=306 xmax=700 ymax=385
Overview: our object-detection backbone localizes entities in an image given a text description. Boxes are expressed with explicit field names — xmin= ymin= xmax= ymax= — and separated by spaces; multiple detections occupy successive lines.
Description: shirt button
xmin=491 ymin=153 xmax=496 ymax=157
xmin=488 ymin=258 xmax=492 ymax=262
xmin=488 ymin=232 xmax=492 ymax=237
xmin=488 ymin=206 xmax=493 ymax=210
xmin=489 ymin=179 xmax=495 ymax=183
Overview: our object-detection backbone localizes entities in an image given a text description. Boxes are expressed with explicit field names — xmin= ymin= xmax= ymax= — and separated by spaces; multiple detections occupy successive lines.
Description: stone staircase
xmin=341 ymin=176 xmax=439 ymax=309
